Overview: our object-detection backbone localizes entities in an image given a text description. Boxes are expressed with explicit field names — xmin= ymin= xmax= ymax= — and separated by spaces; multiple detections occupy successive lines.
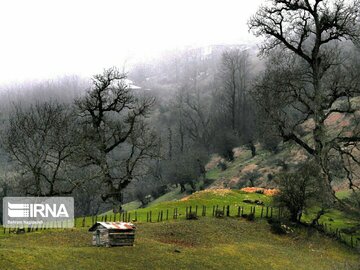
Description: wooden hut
xmin=88 ymin=222 xmax=136 ymax=247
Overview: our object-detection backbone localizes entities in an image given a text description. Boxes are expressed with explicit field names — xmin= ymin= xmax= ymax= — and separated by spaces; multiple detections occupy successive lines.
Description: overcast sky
xmin=0 ymin=0 xmax=263 ymax=84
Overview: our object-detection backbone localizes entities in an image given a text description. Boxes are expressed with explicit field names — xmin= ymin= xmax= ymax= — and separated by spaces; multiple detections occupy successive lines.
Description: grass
xmin=0 ymin=218 xmax=358 ymax=270
xmin=80 ymin=187 xmax=358 ymax=247
xmin=301 ymin=206 xmax=360 ymax=244
xmin=147 ymin=187 xmax=186 ymax=207
xmin=100 ymin=189 xmax=272 ymax=223
xmin=112 ymin=189 xmax=272 ymax=223
xmin=2 ymin=140 xmax=358 ymax=269
xmin=122 ymin=200 xmax=142 ymax=211
xmin=336 ymin=190 xmax=352 ymax=200
xmin=203 ymin=141 xmax=360 ymax=247
xmin=0 ymin=187 xmax=358 ymax=269
xmin=101 ymin=187 xmax=186 ymax=216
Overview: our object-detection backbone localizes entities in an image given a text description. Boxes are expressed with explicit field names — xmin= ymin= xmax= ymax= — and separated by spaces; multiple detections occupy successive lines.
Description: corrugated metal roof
xmin=89 ymin=222 xmax=136 ymax=232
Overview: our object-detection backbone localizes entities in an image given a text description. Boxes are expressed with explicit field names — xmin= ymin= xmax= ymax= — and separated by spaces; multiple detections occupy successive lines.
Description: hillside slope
xmin=0 ymin=219 xmax=358 ymax=270
xmin=206 ymin=96 xmax=360 ymax=191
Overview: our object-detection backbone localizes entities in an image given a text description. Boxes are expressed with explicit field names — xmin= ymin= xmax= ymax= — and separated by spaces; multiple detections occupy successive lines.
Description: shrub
xmin=340 ymin=227 xmax=357 ymax=234
xmin=274 ymin=161 xmax=326 ymax=222
xmin=255 ymin=199 xmax=264 ymax=205
xmin=243 ymin=199 xmax=253 ymax=204
xmin=203 ymin=178 xmax=214 ymax=186
xmin=343 ymin=191 xmax=360 ymax=215
xmin=243 ymin=170 xmax=262 ymax=187
xmin=186 ymin=212 xmax=198 ymax=220
xmin=235 ymin=180 xmax=247 ymax=189
xmin=270 ymin=221 xmax=287 ymax=235
xmin=215 ymin=209 xmax=224 ymax=218
xmin=246 ymin=213 xmax=255 ymax=221
xmin=268 ymin=218 xmax=294 ymax=235
xmin=211 ymin=131 xmax=239 ymax=161
xmin=217 ymin=161 xmax=227 ymax=171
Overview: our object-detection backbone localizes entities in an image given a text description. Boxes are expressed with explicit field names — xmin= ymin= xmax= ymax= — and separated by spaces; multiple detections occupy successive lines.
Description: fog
xmin=0 ymin=0 xmax=263 ymax=85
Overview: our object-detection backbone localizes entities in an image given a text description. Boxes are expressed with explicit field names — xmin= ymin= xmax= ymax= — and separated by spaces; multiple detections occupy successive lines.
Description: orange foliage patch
xmin=180 ymin=189 xmax=233 ymax=201
xmin=240 ymin=187 xmax=279 ymax=196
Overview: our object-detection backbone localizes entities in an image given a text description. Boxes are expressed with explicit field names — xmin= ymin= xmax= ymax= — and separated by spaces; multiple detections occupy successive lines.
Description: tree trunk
xmin=180 ymin=183 xmax=186 ymax=193
xmin=168 ymin=127 xmax=172 ymax=160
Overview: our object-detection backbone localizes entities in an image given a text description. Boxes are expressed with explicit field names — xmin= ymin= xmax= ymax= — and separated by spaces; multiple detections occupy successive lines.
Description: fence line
xmin=0 ymin=204 xmax=358 ymax=249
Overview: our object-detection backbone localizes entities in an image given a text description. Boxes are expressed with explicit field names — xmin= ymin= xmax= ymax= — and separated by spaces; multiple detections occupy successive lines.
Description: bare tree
xmin=4 ymin=101 xmax=80 ymax=196
xmin=219 ymin=49 xmax=251 ymax=133
xmin=75 ymin=67 xmax=158 ymax=207
xmin=215 ymin=49 xmax=258 ymax=157
xmin=163 ymin=150 xmax=207 ymax=193
xmin=249 ymin=0 xmax=360 ymax=208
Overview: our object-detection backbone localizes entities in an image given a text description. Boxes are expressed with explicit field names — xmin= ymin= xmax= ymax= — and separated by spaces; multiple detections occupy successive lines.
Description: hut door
xmin=96 ymin=230 xmax=101 ymax=246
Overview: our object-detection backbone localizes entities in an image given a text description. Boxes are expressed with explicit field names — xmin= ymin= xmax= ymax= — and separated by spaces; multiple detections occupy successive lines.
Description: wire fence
xmin=1 ymin=204 xmax=359 ymax=250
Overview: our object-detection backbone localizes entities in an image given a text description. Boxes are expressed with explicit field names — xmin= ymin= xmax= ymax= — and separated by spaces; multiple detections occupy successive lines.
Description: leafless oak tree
xmin=5 ymin=101 xmax=80 ymax=196
xmin=76 ymin=68 xmax=158 ymax=206
xmin=249 ymin=0 xmax=360 ymax=209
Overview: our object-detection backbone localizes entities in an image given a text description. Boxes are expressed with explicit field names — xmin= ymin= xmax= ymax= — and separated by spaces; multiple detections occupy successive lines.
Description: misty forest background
xmin=0 ymin=0 xmax=360 ymax=223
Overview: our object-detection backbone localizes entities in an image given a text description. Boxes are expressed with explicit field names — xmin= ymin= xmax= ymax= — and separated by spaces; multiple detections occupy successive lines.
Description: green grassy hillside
xmin=0 ymin=218 xmax=358 ymax=270
xmin=87 ymin=188 xmax=359 ymax=248
xmin=1 ymin=125 xmax=359 ymax=269
xmin=100 ymin=189 xmax=272 ymax=222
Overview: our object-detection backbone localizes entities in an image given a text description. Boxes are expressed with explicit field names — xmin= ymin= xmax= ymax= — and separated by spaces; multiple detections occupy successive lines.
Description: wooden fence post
xmin=226 ymin=205 xmax=230 ymax=217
